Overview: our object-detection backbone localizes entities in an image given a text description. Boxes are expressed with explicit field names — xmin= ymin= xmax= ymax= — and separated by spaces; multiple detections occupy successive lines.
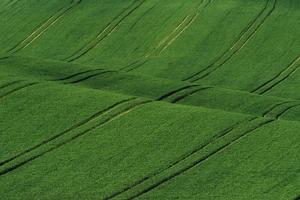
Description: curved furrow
xmin=65 ymin=0 xmax=147 ymax=62
xmin=0 ymin=98 xmax=152 ymax=176
xmin=103 ymin=100 xmax=293 ymax=199
xmin=4 ymin=0 xmax=82 ymax=57
xmin=120 ymin=0 xmax=211 ymax=72
xmin=251 ymin=55 xmax=300 ymax=94
xmin=183 ymin=0 xmax=277 ymax=82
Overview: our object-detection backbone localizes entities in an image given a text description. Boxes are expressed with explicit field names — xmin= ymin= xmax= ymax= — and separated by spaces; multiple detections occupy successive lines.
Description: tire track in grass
xmin=0 ymin=98 xmax=152 ymax=176
xmin=120 ymin=0 xmax=211 ymax=72
xmin=119 ymin=59 xmax=148 ymax=72
xmin=155 ymin=0 xmax=211 ymax=54
xmin=251 ymin=55 xmax=300 ymax=94
xmin=183 ymin=0 xmax=277 ymax=82
xmin=53 ymin=68 xmax=107 ymax=81
xmin=104 ymin=100 xmax=296 ymax=200
xmin=65 ymin=70 xmax=116 ymax=84
xmin=0 ymin=81 xmax=38 ymax=100
xmin=0 ymin=97 xmax=135 ymax=167
xmin=0 ymin=0 xmax=20 ymax=16
xmin=105 ymin=117 xmax=274 ymax=200
xmin=272 ymin=103 xmax=300 ymax=119
xmin=52 ymin=69 xmax=208 ymax=104
xmin=54 ymin=69 xmax=208 ymax=104
xmin=102 ymin=116 xmax=255 ymax=200
xmin=1 ymin=0 xmax=19 ymax=9
xmin=52 ymin=68 xmax=300 ymax=117
xmin=157 ymin=85 xmax=199 ymax=101
xmin=157 ymin=85 xmax=211 ymax=103
xmin=50 ymin=69 xmax=116 ymax=84
xmin=50 ymin=67 xmax=300 ymax=117
xmin=2 ymin=0 xmax=82 ymax=57
xmin=170 ymin=86 xmax=211 ymax=103
xmin=65 ymin=0 xmax=147 ymax=62
xmin=0 ymin=80 xmax=23 ymax=90
xmin=127 ymin=4 xmax=157 ymax=31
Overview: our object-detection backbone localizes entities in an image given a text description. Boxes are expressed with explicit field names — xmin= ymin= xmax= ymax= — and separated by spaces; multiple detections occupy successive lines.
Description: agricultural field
xmin=0 ymin=0 xmax=299 ymax=199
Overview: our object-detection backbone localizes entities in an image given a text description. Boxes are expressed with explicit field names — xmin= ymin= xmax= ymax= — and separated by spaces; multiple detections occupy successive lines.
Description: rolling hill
xmin=0 ymin=0 xmax=299 ymax=199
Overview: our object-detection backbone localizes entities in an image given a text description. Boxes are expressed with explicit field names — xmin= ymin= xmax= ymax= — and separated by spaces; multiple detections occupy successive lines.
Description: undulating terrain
xmin=0 ymin=0 xmax=299 ymax=199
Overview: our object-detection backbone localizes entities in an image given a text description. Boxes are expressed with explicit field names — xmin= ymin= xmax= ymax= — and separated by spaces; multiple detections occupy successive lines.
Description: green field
xmin=0 ymin=0 xmax=299 ymax=199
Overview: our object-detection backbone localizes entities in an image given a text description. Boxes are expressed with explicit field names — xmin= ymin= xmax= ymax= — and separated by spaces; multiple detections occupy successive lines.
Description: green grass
xmin=0 ymin=0 xmax=299 ymax=199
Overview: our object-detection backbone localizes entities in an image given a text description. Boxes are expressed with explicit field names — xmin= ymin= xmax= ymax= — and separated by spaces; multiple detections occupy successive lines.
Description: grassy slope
xmin=0 ymin=95 xmax=250 ymax=198
xmin=0 ymin=0 xmax=299 ymax=199
xmin=200 ymin=0 xmax=300 ymax=92
xmin=14 ymin=0 xmax=139 ymax=60
xmin=2 ymin=55 xmax=300 ymax=122
xmin=138 ymin=120 xmax=300 ymax=200
xmin=0 ymin=82 xmax=132 ymax=162
xmin=0 ymin=0 xmax=72 ymax=54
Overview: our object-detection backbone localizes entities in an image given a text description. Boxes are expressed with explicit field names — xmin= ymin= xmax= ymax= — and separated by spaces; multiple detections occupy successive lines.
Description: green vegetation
xmin=0 ymin=0 xmax=299 ymax=199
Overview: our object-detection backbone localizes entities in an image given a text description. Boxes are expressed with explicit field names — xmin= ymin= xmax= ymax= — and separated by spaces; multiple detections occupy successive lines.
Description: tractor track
xmin=0 ymin=97 xmax=135 ymax=167
xmin=0 ymin=0 xmax=20 ymax=16
xmin=170 ymin=86 xmax=211 ymax=103
xmin=156 ymin=0 xmax=211 ymax=54
xmin=67 ymin=70 xmax=115 ymax=84
xmin=0 ymin=80 xmax=23 ymax=90
xmin=51 ymin=69 xmax=115 ymax=84
xmin=157 ymin=84 xmax=211 ymax=103
xmin=119 ymin=0 xmax=211 ymax=72
xmin=183 ymin=0 xmax=277 ymax=82
xmin=251 ymin=55 xmax=300 ymax=94
xmin=104 ymin=99 xmax=294 ymax=199
xmin=127 ymin=4 xmax=157 ymax=31
xmin=54 ymin=68 xmax=106 ymax=81
xmin=65 ymin=0 xmax=147 ymax=62
xmin=157 ymin=85 xmax=199 ymax=101
xmin=2 ymin=0 xmax=82 ymax=58
xmin=104 ymin=117 xmax=273 ymax=200
xmin=0 ymin=81 xmax=38 ymax=100
xmin=0 ymin=98 xmax=152 ymax=176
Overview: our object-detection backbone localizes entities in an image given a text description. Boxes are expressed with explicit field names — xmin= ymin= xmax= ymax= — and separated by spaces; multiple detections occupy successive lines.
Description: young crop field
xmin=0 ymin=0 xmax=299 ymax=199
